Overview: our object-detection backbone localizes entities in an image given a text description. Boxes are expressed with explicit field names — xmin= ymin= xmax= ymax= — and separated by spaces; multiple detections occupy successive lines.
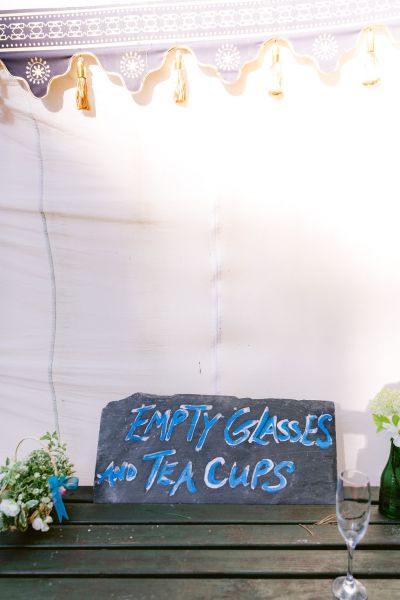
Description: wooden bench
xmin=0 ymin=486 xmax=399 ymax=599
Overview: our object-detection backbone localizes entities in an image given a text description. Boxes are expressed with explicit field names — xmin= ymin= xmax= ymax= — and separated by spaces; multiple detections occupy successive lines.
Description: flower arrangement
xmin=370 ymin=387 xmax=400 ymax=447
xmin=0 ymin=432 xmax=75 ymax=533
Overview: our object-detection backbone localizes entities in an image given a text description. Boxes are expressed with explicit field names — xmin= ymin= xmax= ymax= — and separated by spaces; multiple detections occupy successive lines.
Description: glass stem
xmin=346 ymin=544 xmax=354 ymax=584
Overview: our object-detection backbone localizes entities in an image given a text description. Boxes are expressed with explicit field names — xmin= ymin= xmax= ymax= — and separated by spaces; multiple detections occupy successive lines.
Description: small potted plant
xmin=0 ymin=432 xmax=77 ymax=532
xmin=370 ymin=386 xmax=400 ymax=519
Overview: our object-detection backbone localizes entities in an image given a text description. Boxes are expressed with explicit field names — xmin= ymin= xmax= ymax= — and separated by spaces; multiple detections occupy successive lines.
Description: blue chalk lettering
xmin=316 ymin=414 xmax=333 ymax=449
xmin=276 ymin=419 xmax=291 ymax=442
xmin=262 ymin=460 xmax=295 ymax=493
xmin=204 ymin=457 xmax=227 ymax=489
xmin=170 ymin=461 xmax=197 ymax=496
xmin=112 ymin=462 xmax=127 ymax=482
xmin=224 ymin=407 xmax=257 ymax=446
xmin=96 ymin=462 xmax=117 ymax=488
xmin=288 ymin=420 xmax=302 ymax=443
xmin=301 ymin=415 xmax=318 ymax=446
xmin=157 ymin=460 xmax=178 ymax=487
xmin=125 ymin=404 xmax=156 ymax=442
xmin=143 ymin=448 xmax=176 ymax=492
xmin=126 ymin=463 xmax=137 ymax=482
xmin=181 ymin=404 xmax=211 ymax=442
xmin=251 ymin=459 xmax=274 ymax=490
xmin=257 ymin=415 xmax=279 ymax=444
xmin=165 ymin=408 xmax=189 ymax=441
xmin=96 ymin=461 xmax=130 ymax=488
xmin=228 ymin=462 xmax=250 ymax=488
xmin=196 ymin=412 xmax=223 ymax=451
xmin=143 ymin=409 xmax=171 ymax=442
xmin=248 ymin=407 xmax=270 ymax=446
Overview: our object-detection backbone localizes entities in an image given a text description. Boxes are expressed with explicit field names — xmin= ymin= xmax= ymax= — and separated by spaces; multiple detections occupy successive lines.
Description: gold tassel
xmin=76 ymin=56 xmax=90 ymax=110
xmin=268 ymin=41 xmax=283 ymax=97
xmin=173 ymin=50 xmax=187 ymax=104
xmin=363 ymin=28 xmax=380 ymax=87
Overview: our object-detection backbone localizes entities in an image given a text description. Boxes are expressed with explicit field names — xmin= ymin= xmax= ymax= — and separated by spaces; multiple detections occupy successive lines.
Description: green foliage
xmin=0 ymin=432 xmax=74 ymax=533
xmin=373 ymin=414 xmax=390 ymax=432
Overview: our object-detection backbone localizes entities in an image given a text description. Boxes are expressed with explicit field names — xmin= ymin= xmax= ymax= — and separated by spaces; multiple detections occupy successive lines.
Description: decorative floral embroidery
xmin=312 ymin=33 xmax=339 ymax=62
xmin=215 ymin=43 xmax=241 ymax=71
xmin=25 ymin=57 xmax=51 ymax=85
xmin=120 ymin=51 xmax=145 ymax=79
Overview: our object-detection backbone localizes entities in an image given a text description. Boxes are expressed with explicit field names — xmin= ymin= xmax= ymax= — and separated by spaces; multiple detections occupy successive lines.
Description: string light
xmin=268 ymin=41 xmax=283 ymax=98
xmin=362 ymin=28 xmax=380 ymax=87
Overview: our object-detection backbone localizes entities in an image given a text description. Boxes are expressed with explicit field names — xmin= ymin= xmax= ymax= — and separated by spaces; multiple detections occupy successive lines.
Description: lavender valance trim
xmin=0 ymin=1 xmax=399 ymax=97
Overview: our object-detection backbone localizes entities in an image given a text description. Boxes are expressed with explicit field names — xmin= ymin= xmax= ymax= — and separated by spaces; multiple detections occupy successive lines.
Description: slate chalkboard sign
xmin=94 ymin=393 xmax=337 ymax=504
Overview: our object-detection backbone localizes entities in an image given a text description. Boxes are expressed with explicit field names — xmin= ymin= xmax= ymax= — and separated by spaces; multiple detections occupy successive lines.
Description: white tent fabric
xmin=1 ymin=33 xmax=400 ymax=485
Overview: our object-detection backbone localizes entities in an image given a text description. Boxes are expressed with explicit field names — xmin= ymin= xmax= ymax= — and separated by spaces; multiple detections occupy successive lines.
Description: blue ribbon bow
xmin=48 ymin=475 xmax=79 ymax=523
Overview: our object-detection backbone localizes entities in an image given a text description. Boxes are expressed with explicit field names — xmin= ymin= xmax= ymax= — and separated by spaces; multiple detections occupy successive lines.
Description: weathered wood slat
xmin=1 ymin=523 xmax=399 ymax=549
xmin=0 ymin=578 xmax=398 ymax=600
xmin=64 ymin=487 xmax=93 ymax=503
xmin=63 ymin=503 xmax=397 ymax=524
xmin=64 ymin=486 xmax=381 ymax=503
xmin=0 ymin=548 xmax=398 ymax=576
xmin=0 ymin=577 xmax=397 ymax=600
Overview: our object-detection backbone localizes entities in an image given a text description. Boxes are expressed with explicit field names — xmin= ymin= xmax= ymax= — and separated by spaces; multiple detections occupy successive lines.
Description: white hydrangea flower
xmin=15 ymin=474 xmax=20 ymax=480
xmin=32 ymin=517 xmax=44 ymax=531
xmin=33 ymin=488 xmax=40 ymax=495
xmin=41 ymin=497 xmax=51 ymax=504
xmin=34 ymin=472 xmax=40 ymax=479
xmin=45 ymin=515 xmax=53 ymax=524
xmin=32 ymin=516 xmax=50 ymax=532
xmin=0 ymin=499 xmax=21 ymax=517
xmin=370 ymin=387 xmax=400 ymax=416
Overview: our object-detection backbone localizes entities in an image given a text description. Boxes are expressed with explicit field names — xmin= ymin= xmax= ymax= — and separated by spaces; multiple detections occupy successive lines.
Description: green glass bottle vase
xmin=379 ymin=439 xmax=400 ymax=519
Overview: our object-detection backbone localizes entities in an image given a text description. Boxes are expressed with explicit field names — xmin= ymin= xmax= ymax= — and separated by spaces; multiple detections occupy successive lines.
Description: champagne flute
xmin=332 ymin=470 xmax=371 ymax=599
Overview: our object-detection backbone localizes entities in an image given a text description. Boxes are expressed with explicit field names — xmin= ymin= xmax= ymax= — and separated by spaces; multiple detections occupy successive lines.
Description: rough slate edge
xmin=93 ymin=393 xmax=337 ymax=505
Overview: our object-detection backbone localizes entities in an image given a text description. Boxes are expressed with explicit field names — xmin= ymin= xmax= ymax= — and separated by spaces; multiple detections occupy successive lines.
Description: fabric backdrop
xmin=1 ymin=21 xmax=400 ymax=484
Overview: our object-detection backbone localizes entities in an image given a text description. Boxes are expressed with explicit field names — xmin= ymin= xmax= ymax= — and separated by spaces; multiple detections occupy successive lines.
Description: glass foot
xmin=332 ymin=576 xmax=367 ymax=599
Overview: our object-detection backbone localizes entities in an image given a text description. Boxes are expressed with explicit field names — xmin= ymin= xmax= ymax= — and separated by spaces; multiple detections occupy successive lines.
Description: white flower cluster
xmin=0 ymin=432 xmax=74 ymax=534
xmin=32 ymin=515 xmax=53 ymax=532
xmin=370 ymin=387 xmax=400 ymax=416
xmin=0 ymin=498 xmax=20 ymax=517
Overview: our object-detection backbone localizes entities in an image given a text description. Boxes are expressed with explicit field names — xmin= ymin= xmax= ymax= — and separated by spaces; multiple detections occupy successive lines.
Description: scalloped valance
xmin=1 ymin=1 xmax=400 ymax=97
